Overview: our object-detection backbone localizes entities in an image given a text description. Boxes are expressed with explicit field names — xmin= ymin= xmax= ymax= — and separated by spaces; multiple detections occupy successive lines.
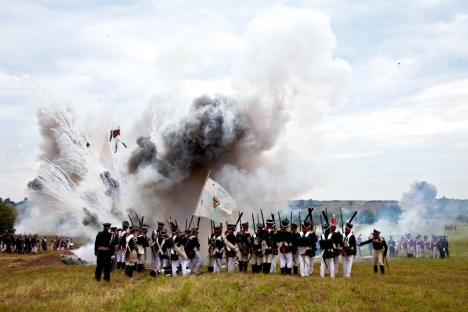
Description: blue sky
xmin=0 ymin=0 xmax=467 ymax=201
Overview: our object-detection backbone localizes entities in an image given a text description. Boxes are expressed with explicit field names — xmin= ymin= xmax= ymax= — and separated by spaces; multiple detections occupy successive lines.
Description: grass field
xmin=1 ymin=225 xmax=467 ymax=312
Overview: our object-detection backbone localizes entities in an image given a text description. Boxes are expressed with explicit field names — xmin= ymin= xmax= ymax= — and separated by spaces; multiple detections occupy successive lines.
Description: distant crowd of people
xmin=0 ymin=234 xmax=73 ymax=254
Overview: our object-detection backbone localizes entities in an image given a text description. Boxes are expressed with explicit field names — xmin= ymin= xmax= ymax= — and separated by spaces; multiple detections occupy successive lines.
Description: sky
xmin=0 ymin=0 xmax=467 ymax=202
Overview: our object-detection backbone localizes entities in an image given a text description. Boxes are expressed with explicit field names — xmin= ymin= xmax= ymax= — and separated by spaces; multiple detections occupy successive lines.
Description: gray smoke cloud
xmin=398 ymin=180 xmax=437 ymax=231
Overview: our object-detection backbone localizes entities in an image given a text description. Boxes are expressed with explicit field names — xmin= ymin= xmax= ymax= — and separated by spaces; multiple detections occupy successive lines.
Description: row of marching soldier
xmin=95 ymin=209 xmax=389 ymax=281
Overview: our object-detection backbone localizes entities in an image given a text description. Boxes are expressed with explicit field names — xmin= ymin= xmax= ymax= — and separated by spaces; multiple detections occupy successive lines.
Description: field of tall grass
xmin=1 ymin=225 xmax=467 ymax=312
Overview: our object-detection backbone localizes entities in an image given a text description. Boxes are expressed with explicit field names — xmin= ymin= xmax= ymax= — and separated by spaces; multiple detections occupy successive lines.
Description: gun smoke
xmin=16 ymin=6 xmax=352 ymax=257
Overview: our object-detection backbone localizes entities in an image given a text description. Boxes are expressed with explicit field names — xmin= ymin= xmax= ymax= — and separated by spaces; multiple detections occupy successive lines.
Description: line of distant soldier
xmin=0 ymin=234 xmax=73 ymax=254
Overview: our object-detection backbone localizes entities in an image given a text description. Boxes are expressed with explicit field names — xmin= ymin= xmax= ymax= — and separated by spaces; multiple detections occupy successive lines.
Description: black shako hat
xmin=103 ymin=223 xmax=111 ymax=227
xmin=372 ymin=229 xmax=381 ymax=236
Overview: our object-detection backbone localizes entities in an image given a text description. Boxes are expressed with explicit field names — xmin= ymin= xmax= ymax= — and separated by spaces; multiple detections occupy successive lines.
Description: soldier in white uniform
xmin=149 ymin=222 xmax=165 ymax=272
xmin=186 ymin=228 xmax=202 ymax=275
xmin=116 ymin=221 xmax=129 ymax=269
xmin=250 ymin=224 xmax=265 ymax=274
xmin=341 ymin=222 xmax=357 ymax=278
xmin=168 ymin=225 xmax=188 ymax=276
xmin=296 ymin=220 xmax=317 ymax=277
xmin=236 ymin=222 xmax=251 ymax=273
xmin=319 ymin=213 xmax=335 ymax=278
xmin=210 ymin=226 xmax=225 ymax=273
xmin=276 ymin=218 xmax=294 ymax=275
xmin=224 ymin=224 xmax=238 ymax=273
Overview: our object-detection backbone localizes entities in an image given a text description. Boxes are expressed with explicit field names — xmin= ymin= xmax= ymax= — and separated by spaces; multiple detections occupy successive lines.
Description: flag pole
xmin=193 ymin=170 xmax=212 ymax=215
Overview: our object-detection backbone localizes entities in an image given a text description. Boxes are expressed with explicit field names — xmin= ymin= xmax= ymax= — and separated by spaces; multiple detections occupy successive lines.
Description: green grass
xmin=1 ymin=225 xmax=467 ymax=312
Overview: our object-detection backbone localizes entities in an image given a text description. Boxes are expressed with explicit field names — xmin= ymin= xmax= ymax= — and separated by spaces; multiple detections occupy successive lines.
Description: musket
xmin=175 ymin=219 xmax=179 ymax=227
xmin=260 ymin=209 xmax=265 ymax=226
xmin=135 ymin=212 xmax=142 ymax=227
xmin=252 ymin=213 xmax=255 ymax=231
xmin=257 ymin=213 xmax=261 ymax=226
xmin=278 ymin=212 xmax=282 ymax=225
xmin=235 ymin=212 xmax=244 ymax=228
xmin=271 ymin=213 xmax=276 ymax=228
xmin=325 ymin=207 xmax=328 ymax=221
xmin=197 ymin=217 xmax=201 ymax=229
xmin=384 ymin=254 xmax=390 ymax=274
xmin=321 ymin=210 xmax=329 ymax=224
xmin=340 ymin=209 xmax=344 ymax=234
xmin=348 ymin=211 xmax=358 ymax=224
xmin=319 ymin=212 xmax=323 ymax=231
xmin=290 ymin=211 xmax=292 ymax=230
xmin=319 ymin=211 xmax=329 ymax=270
xmin=308 ymin=208 xmax=314 ymax=227
xmin=238 ymin=211 xmax=242 ymax=232
xmin=187 ymin=215 xmax=195 ymax=230
xmin=128 ymin=214 xmax=134 ymax=226
xmin=299 ymin=211 xmax=302 ymax=231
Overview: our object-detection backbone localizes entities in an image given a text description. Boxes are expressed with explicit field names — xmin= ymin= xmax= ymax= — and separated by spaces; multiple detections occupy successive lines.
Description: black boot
xmin=208 ymin=267 xmax=213 ymax=273
xmin=263 ymin=263 xmax=270 ymax=274
xmin=116 ymin=262 xmax=121 ymax=270
xmin=126 ymin=265 xmax=134 ymax=277
xmin=293 ymin=266 xmax=298 ymax=275
xmin=244 ymin=262 xmax=248 ymax=272
xmin=239 ymin=261 xmax=244 ymax=272
xmin=374 ymin=265 xmax=378 ymax=273
xmin=380 ymin=265 xmax=385 ymax=274
xmin=280 ymin=268 xmax=285 ymax=275
xmin=252 ymin=264 xmax=261 ymax=274
xmin=286 ymin=267 xmax=292 ymax=275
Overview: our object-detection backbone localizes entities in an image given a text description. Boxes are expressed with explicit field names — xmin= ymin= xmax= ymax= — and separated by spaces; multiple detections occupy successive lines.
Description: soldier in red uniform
xmin=109 ymin=127 xmax=127 ymax=153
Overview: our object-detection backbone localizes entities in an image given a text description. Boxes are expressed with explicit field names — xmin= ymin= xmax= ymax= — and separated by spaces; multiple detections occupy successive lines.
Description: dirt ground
xmin=4 ymin=250 xmax=74 ymax=268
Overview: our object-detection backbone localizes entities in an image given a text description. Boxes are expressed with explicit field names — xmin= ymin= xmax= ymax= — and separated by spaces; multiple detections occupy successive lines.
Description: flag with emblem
xmin=194 ymin=177 xmax=236 ymax=222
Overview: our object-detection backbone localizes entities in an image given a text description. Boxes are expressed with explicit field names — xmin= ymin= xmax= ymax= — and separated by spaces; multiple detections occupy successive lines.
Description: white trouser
xmin=151 ymin=249 xmax=159 ymax=269
xmin=320 ymin=257 xmax=335 ymax=278
xmin=333 ymin=255 xmax=340 ymax=275
xmin=213 ymin=257 xmax=224 ymax=273
xmin=270 ymin=254 xmax=278 ymax=273
xmin=138 ymin=253 xmax=145 ymax=265
xmin=116 ymin=250 xmax=126 ymax=262
xmin=280 ymin=252 xmax=293 ymax=269
xmin=171 ymin=259 xmax=180 ymax=276
xmin=433 ymin=247 xmax=438 ymax=258
xmin=32 ymin=246 xmax=37 ymax=254
xmin=227 ymin=256 xmax=237 ymax=273
xmin=299 ymin=255 xmax=314 ymax=277
xmin=416 ymin=245 xmax=421 ymax=258
xmin=250 ymin=254 xmax=262 ymax=266
xmin=159 ymin=258 xmax=169 ymax=270
xmin=342 ymin=255 xmax=354 ymax=277
xmin=188 ymin=251 xmax=202 ymax=273
xmin=293 ymin=251 xmax=299 ymax=267
xmin=179 ymin=256 xmax=189 ymax=276
xmin=424 ymin=247 xmax=430 ymax=258
xmin=262 ymin=253 xmax=273 ymax=264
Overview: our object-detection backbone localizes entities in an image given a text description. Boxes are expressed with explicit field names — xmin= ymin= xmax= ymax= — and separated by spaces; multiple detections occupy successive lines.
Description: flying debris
xmin=82 ymin=207 xmax=100 ymax=229
xmin=109 ymin=126 xmax=127 ymax=153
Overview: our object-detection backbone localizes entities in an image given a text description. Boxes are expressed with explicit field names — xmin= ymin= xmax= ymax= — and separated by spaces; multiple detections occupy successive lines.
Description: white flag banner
xmin=194 ymin=177 xmax=236 ymax=223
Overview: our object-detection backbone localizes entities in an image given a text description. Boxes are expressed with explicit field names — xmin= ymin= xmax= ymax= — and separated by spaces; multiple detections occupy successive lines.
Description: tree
xmin=0 ymin=198 xmax=16 ymax=234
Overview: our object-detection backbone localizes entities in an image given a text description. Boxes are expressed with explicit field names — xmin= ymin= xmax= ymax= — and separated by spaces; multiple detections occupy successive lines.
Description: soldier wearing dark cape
xmin=94 ymin=223 xmax=115 ymax=281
